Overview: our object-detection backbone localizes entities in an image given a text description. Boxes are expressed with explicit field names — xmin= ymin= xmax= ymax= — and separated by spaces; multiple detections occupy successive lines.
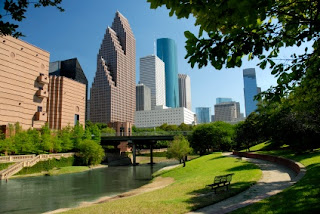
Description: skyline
xmin=1 ymin=0 xmax=280 ymax=114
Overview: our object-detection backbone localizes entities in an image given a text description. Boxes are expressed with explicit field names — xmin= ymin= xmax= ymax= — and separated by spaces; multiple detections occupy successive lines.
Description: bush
xmin=77 ymin=139 xmax=105 ymax=166
xmin=16 ymin=157 xmax=74 ymax=175
xmin=0 ymin=162 xmax=14 ymax=171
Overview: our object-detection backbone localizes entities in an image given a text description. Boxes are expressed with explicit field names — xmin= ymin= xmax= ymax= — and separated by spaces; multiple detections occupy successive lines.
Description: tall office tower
xmin=140 ymin=55 xmax=166 ymax=110
xmin=47 ymin=76 xmax=86 ymax=130
xmin=0 ymin=35 xmax=49 ymax=131
xmin=196 ymin=107 xmax=211 ymax=124
xmin=214 ymin=101 xmax=241 ymax=122
xmin=243 ymin=68 xmax=259 ymax=116
xmin=90 ymin=11 xmax=136 ymax=124
xmin=216 ymin=97 xmax=232 ymax=104
xmin=157 ymin=38 xmax=179 ymax=108
xmin=178 ymin=74 xmax=192 ymax=111
xmin=49 ymin=58 xmax=88 ymax=120
xmin=136 ymin=84 xmax=151 ymax=111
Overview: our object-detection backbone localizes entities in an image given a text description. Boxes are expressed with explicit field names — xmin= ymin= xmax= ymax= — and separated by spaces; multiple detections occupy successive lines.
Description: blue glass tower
xmin=216 ymin=97 xmax=232 ymax=104
xmin=196 ymin=107 xmax=211 ymax=124
xmin=157 ymin=38 xmax=179 ymax=108
xmin=243 ymin=68 xmax=259 ymax=117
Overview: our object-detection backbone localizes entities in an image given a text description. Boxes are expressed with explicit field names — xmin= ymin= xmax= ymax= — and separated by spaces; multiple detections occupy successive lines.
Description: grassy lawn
xmin=47 ymin=166 xmax=93 ymax=176
xmin=64 ymin=153 xmax=261 ymax=214
xmin=135 ymin=152 xmax=199 ymax=164
xmin=233 ymin=146 xmax=320 ymax=214
xmin=0 ymin=162 xmax=14 ymax=171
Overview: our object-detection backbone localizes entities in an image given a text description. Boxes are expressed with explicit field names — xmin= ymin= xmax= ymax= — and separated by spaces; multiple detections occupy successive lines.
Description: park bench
xmin=206 ymin=173 xmax=234 ymax=194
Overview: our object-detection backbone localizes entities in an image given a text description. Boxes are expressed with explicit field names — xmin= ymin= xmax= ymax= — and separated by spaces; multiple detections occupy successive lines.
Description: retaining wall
xmin=233 ymin=151 xmax=301 ymax=174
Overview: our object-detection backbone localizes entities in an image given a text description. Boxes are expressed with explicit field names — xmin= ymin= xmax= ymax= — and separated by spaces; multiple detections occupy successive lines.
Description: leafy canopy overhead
xmin=147 ymin=0 xmax=320 ymax=101
xmin=0 ymin=0 xmax=64 ymax=37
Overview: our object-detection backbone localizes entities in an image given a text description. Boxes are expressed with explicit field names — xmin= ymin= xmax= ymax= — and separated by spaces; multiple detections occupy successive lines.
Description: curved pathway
xmin=188 ymin=153 xmax=303 ymax=214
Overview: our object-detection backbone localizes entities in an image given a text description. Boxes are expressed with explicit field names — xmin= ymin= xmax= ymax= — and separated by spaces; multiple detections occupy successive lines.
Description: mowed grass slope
xmin=233 ymin=147 xmax=320 ymax=214
xmin=65 ymin=153 xmax=261 ymax=214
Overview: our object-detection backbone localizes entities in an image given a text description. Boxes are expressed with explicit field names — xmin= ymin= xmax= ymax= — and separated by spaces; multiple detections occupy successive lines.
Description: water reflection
xmin=0 ymin=161 xmax=177 ymax=214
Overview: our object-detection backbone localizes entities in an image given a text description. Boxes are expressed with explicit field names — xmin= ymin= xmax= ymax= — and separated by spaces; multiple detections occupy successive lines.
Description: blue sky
xmin=1 ymin=0 xmax=282 ymax=114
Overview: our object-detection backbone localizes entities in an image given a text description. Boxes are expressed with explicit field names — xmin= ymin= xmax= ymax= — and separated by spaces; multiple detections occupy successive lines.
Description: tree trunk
xmin=182 ymin=159 xmax=186 ymax=167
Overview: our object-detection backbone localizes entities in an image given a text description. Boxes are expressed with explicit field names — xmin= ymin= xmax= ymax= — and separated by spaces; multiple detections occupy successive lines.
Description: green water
xmin=0 ymin=162 xmax=176 ymax=214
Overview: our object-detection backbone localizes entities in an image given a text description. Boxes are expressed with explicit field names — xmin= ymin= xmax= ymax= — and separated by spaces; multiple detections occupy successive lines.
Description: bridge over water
xmin=100 ymin=131 xmax=191 ymax=165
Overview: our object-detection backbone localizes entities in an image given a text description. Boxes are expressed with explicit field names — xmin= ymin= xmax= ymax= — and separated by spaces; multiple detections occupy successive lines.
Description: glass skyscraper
xmin=243 ymin=68 xmax=259 ymax=117
xmin=216 ymin=97 xmax=232 ymax=104
xmin=196 ymin=107 xmax=211 ymax=124
xmin=157 ymin=38 xmax=179 ymax=108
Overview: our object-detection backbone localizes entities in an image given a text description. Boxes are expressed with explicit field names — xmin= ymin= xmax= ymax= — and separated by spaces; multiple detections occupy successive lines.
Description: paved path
xmin=188 ymin=153 xmax=301 ymax=214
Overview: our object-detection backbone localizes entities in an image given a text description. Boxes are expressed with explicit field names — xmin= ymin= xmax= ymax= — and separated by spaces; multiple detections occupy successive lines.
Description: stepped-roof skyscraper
xmin=90 ymin=11 xmax=136 ymax=124
xmin=157 ymin=38 xmax=179 ymax=108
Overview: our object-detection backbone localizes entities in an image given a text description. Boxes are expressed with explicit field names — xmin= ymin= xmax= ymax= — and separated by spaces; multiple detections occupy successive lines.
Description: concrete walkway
xmin=188 ymin=153 xmax=302 ymax=214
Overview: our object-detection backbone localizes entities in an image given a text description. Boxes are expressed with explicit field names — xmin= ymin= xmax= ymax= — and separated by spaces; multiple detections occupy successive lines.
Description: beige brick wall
xmin=0 ymin=35 xmax=49 ymax=129
xmin=48 ymin=76 xmax=86 ymax=129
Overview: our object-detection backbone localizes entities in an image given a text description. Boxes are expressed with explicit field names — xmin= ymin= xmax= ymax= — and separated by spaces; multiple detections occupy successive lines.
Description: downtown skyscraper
xmin=90 ymin=11 xmax=136 ymax=124
xmin=157 ymin=38 xmax=179 ymax=108
xmin=178 ymin=74 xmax=192 ymax=111
xmin=140 ymin=55 xmax=166 ymax=110
xmin=243 ymin=68 xmax=259 ymax=117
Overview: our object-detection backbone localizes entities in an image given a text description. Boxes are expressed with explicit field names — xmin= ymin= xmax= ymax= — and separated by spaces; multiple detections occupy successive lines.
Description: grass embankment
xmin=64 ymin=153 xmax=261 ymax=214
xmin=11 ymin=157 xmax=104 ymax=178
xmin=136 ymin=152 xmax=199 ymax=164
xmin=233 ymin=144 xmax=320 ymax=214
xmin=0 ymin=162 xmax=14 ymax=171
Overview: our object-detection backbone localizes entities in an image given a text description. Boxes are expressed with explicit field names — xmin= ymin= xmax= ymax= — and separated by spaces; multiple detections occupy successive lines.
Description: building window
xmin=74 ymin=114 xmax=80 ymax=125
xmin=37 ymin=106 xmax=42 ymax=112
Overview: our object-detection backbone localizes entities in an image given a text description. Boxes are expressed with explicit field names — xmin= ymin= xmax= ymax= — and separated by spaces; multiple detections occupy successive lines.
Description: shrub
xmin=77 ymin=139 xmax=105 ymax=166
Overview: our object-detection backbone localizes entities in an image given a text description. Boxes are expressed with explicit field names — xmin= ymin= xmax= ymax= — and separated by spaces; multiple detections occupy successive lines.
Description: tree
xmin=1 ymin=0 xmax=64 ymax=37
xmin=77 ymin=139 xmax=105 ymax=166
xmin=59 ymin=125 xmax=74 ymax=152
xmin=167 ymin=136 xmax=192 ymax=167
xmin=72 ymin=122 xmax=84 ymax=150
xmin=147 ymin=0 xmax=320 ymax=101
xmin=40 ymin=124 xmax=53 ymax=153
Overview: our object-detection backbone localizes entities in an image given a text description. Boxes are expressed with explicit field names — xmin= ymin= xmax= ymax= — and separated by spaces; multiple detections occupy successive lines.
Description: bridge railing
xmin=101 ymin=131 xmax=192 ymax=137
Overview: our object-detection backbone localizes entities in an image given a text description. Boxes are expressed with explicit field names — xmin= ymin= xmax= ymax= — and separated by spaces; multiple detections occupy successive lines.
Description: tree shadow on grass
xmin=184 ymin=181 xmax=255 ymax=211
xmin=226 ymin=164 xmax=259 ymax=172
xmin=207 ymin=155 xmax=228 ymax=161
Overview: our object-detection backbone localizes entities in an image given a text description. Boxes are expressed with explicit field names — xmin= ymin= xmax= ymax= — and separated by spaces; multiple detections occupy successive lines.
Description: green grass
xmin=232 ymin=148 xmax=320 ymax=214
xmin=0 ymin=162 xmax=14 ymax=171
xmin=47 ymin=166 xmax=91 ymax=176
xmin=240 ymin=142 xmax=272 ymax=152
xmin=64 ymin=153 xmax=261 ymax=214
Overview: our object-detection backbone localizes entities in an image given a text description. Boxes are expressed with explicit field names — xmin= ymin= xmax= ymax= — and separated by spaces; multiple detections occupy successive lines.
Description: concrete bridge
xmin=100 ymin=131 xmax=191 ymax=165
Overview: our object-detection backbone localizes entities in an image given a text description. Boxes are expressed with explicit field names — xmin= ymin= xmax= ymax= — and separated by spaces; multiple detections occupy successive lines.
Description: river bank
xmin=10 ymin=164 xmax=108 ymax=179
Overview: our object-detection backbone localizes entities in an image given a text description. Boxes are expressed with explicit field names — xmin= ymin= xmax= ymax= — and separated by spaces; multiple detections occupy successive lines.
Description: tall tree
xmin=1 ymin=0 xmax=64 ymax=37
xmin=167 ymin=136 xmax=192 ymax=167
xmin=148 ymin=0 xmax=320 ymax=101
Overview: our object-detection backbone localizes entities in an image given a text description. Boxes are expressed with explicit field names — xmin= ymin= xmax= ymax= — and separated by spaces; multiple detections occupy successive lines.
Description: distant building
xmin=196 ymin=107 xmax=211 ymax=123
xmin=216 ymin=97 xmax=232 ymax=104
xmin=211 ymin=115 xmax=215 ymax=122
xmin=0 ymin=35 xmax=50 ymax=130
xmin=136 ymin=84 xmax=151 ymax=111
xmin=214 ymin=101 xmax=241 ymax=122
xmin=243 ymin=68 xmax=259 ymax=117
xmin=157 ymin=38 xmax=179 ymax=108
xmin=90 ymin=11 xmax=136 ymax=128
xmin=178 ymin=74 xmax=192 ymax=111
xmin=140 ymin=55 xmax=166 ymax=110
xmin=49 ymin=58 xmax=88 ymax=120
xmin=47 ymin=76 xmax=86 ymax=129
xmin=135 ymin=106 xmax=195 ymax=128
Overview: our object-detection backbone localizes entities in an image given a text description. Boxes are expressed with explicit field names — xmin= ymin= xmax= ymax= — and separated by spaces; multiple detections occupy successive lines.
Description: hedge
xmin=16 ymin=157 xmax=75 ymax=175
xmin=0 ymin=162 xmax=14 ymax=171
